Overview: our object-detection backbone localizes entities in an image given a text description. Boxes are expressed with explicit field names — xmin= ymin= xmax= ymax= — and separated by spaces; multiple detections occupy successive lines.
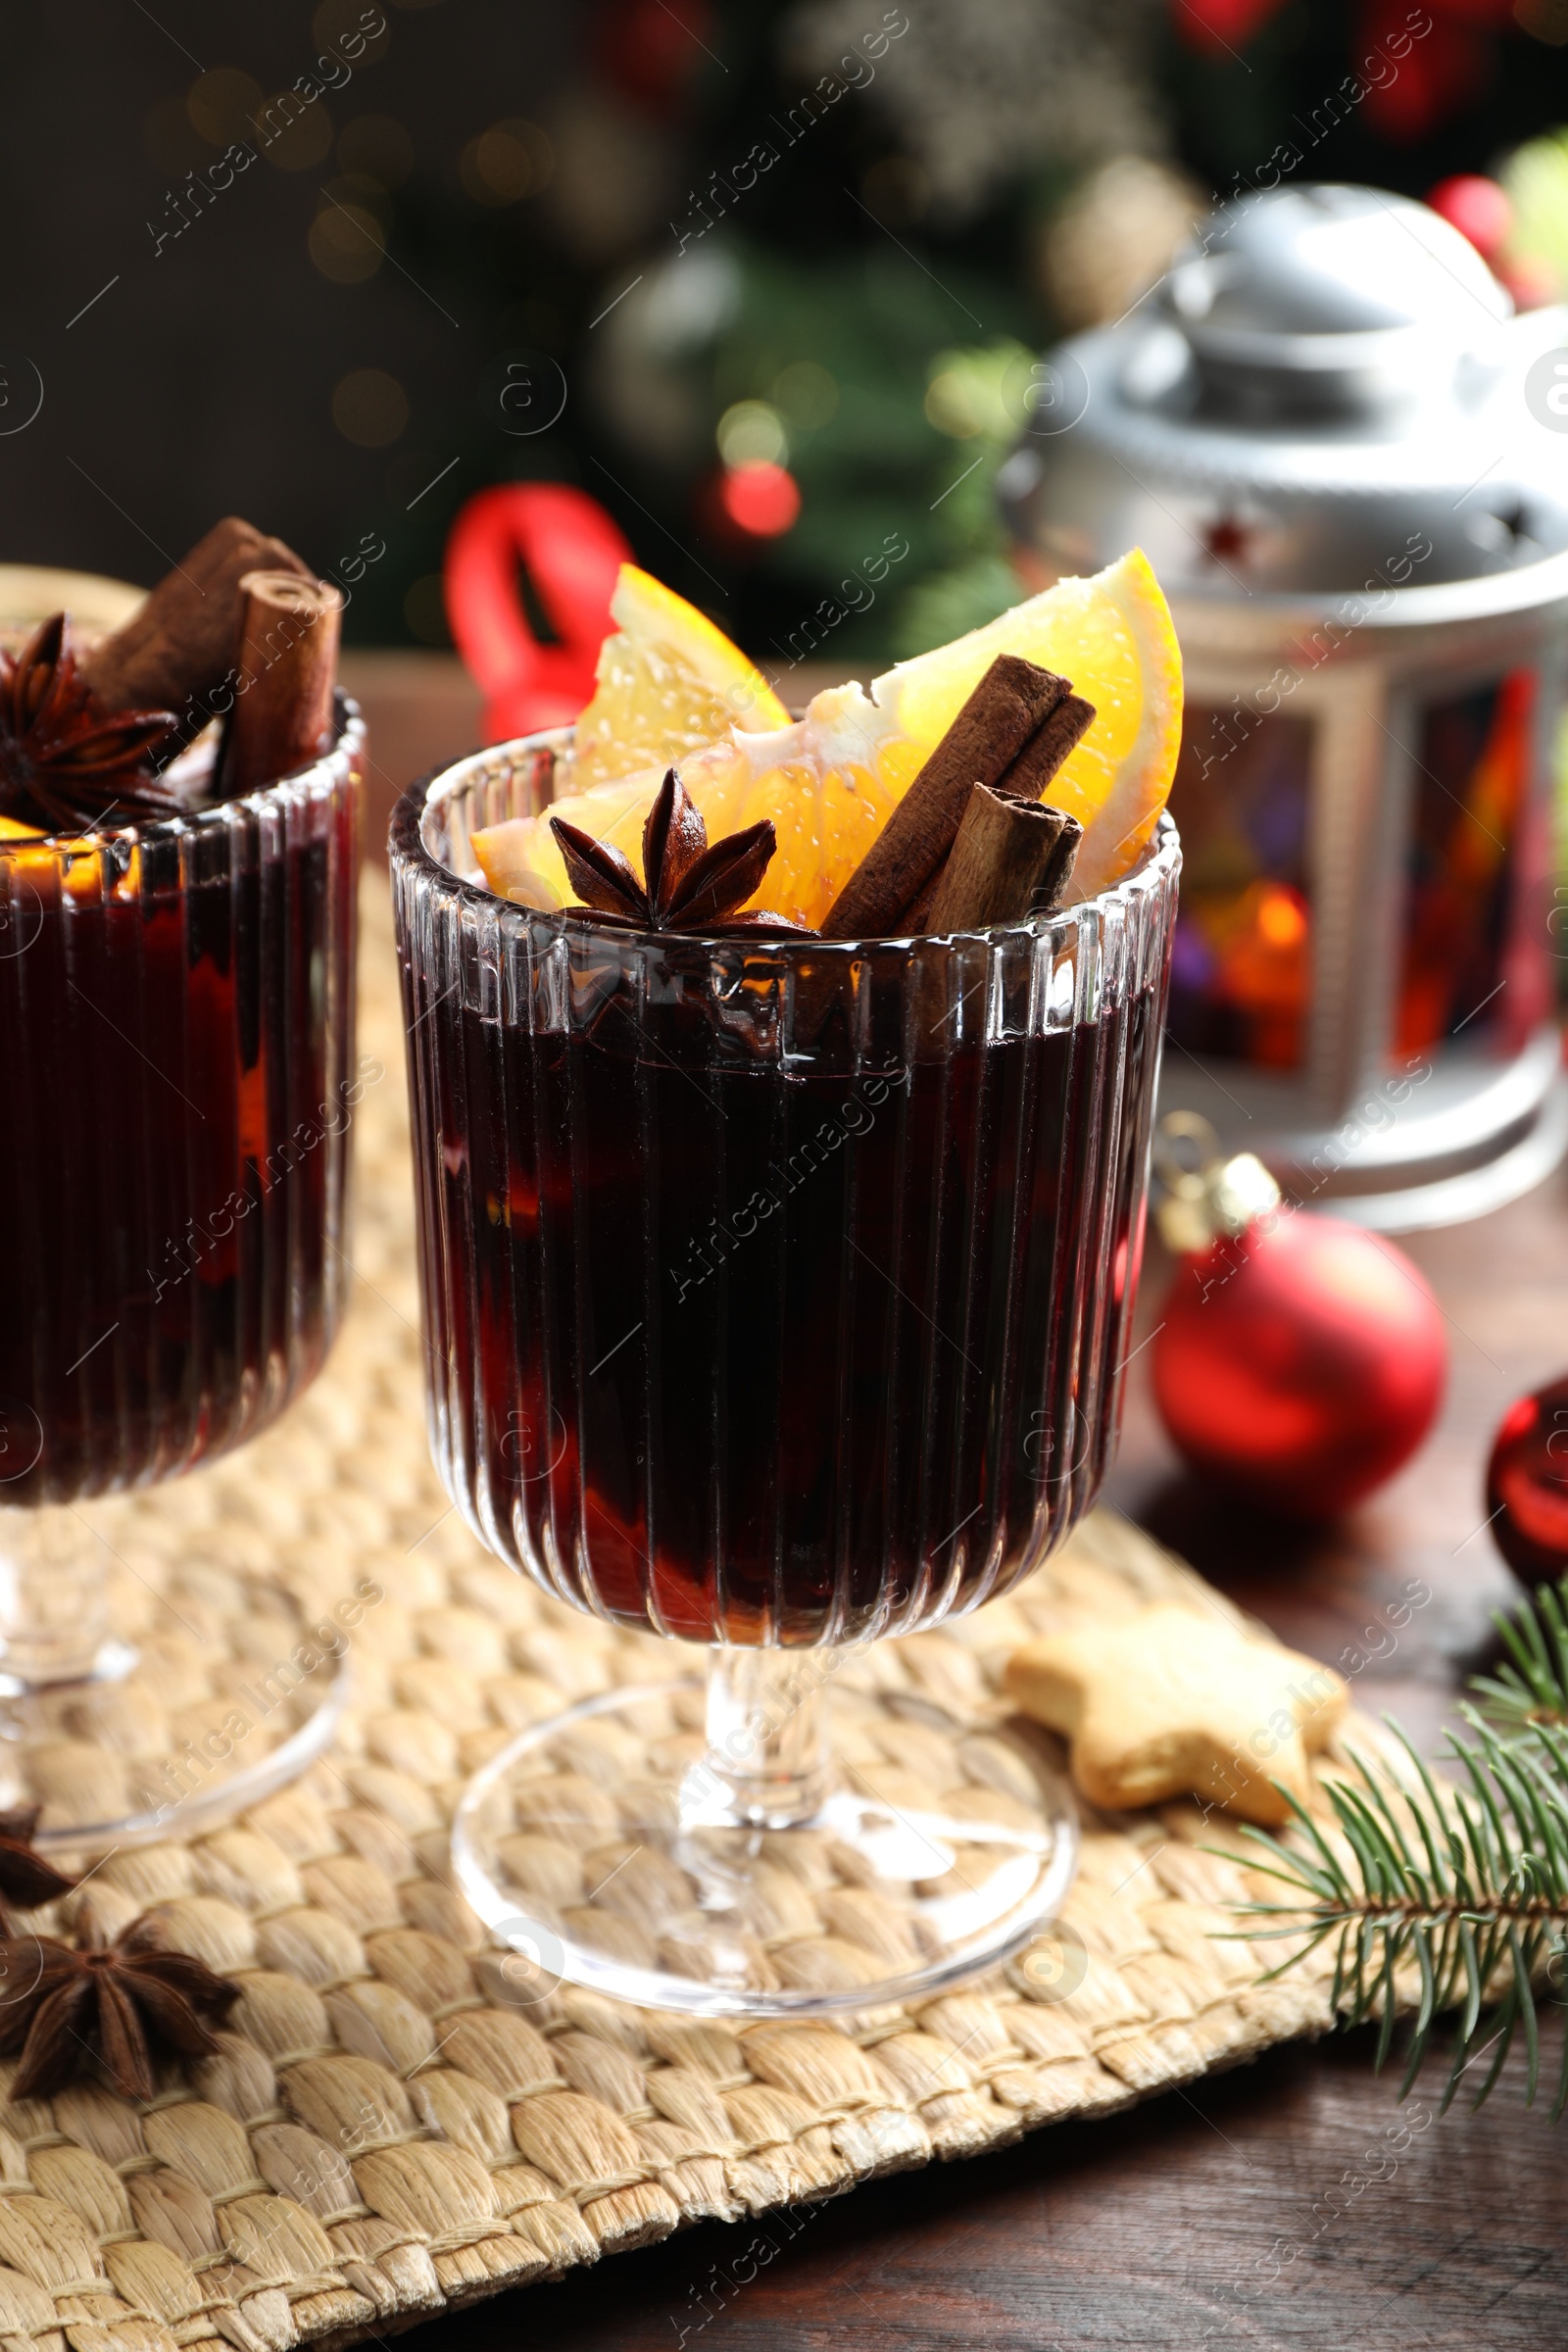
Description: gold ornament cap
xmin=1152 ymin=1110 xmax=1281 ymax=1254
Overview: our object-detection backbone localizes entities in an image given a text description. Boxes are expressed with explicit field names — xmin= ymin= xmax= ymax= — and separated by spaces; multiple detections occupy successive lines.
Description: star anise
xmin=0 ymin=1807 xmax=76 ymax=1933
xmin=550 ymin=765 xmax=810 ymax=936
xmin=0 ymin=1919 xmax=240 ymax=2100
xmin=1 ymin=612 xmax=181 ymax=832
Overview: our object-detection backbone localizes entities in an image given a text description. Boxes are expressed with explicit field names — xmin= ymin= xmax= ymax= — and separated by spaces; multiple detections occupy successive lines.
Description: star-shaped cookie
xmin=1004 ymin=1603 xmax=1348 ymax=1826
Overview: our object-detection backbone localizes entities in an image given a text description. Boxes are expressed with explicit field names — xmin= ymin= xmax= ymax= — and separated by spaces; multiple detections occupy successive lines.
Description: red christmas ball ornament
xmin=1150 ymin=1119 xmax=1446 ymax=1518
xmin=1485 ymin=1375 xmax=1568 ymax=1584
xmin=1426 ymin=173 xmax=1511 ymax=264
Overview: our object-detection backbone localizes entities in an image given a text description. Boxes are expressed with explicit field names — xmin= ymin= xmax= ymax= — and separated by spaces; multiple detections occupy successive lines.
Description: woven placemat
xmin=20 ymin=874 xmax=1353 ymax=2352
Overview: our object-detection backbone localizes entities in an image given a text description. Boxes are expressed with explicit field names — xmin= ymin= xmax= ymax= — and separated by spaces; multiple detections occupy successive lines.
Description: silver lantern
xmin=1001 ymin=181 xmax=1568 ymax=1230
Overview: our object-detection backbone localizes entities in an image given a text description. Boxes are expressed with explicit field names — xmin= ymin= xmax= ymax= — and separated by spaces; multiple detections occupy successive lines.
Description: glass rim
xmin=0 ymin=691 xmax=364 ymax=860
xmin=390 ymin=723 xmax=1180 ymax=959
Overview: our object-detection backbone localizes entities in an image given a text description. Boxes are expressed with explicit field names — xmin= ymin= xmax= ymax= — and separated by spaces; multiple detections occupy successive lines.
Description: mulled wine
xmin=397 ymin=760 xmax=1173 ymax=1648
xmin=0 ymin=746 xmax=360 ymax=1506
xmin=398 ymin=530 xmax=1186 ymax=2020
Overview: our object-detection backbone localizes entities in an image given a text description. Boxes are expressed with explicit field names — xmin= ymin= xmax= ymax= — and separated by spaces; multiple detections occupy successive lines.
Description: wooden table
xmin=357 ymin=663 xmax=1568 ymax=2350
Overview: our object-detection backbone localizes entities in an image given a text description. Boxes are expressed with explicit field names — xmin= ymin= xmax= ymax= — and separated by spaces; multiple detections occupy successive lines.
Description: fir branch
xmin=1228 ymin=1702 xmax=1568 ymax=2116
xmin=1223 ymin=1577 xmax=1568 ymax=2116
xmin=1468 ymin=1573 xmax=1568 ymax=1738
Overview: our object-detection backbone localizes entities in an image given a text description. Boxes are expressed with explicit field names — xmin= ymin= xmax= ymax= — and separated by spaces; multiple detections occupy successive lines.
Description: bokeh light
xmin=719 ymin=462 xmax=801 ymax=537
xmin=256 ymin=91 xmax=334 ymax=171
xmin=771 ymin=360 xmax=839 ymax=431
xmin=716 ymin=400 xmax=787 ymax=467
xmin=310 ymin=195 xmax=386 ymax=282
xmin=186 ymin=69 xmax=263 ymax=148
xmin=1426 ymin=172 xmax=1513 ymax=257
xmin=1257 ymin=885 xmax=1307 ymax=949
xmin=924 ymin=369 xmax=985 ymax=437
xmin=459 ymin=120 xmax=555 ymax=207
xmin=332 ymin=368 xmax=409 ymax=446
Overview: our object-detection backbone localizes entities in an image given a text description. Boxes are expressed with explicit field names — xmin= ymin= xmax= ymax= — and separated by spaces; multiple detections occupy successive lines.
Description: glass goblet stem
xmin=700 ymin=1644 xmax=839 ymax=1829
xmin=0 ymin=1504 xmax=118 ymax=1688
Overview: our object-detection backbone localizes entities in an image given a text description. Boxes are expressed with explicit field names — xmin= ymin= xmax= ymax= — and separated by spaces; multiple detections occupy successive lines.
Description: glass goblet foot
xmin=0 ymin=1498 xmax=349 ymax=1856
xmin=454 ymin=1646 xmax=1077 ymax=2018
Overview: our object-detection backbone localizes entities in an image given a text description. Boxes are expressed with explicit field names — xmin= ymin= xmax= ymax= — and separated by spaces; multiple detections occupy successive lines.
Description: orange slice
xmin=472 ymin=704 xmax=906 ymax=932
xmin=872 ymin=548 xmax=1183 ymax=899
xmin=473 ymin=552 xmax=1182 ymax=927
xmin=569 ymin=564 xmax=790 ymax=792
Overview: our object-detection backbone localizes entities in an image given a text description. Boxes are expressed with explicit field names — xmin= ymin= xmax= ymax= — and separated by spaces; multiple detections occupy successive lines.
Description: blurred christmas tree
xmin=372 ymin=0 xmax=1568 ymax=661
xmin=590 ymin=247 xmax=1051 ymax=662
xmin=561 ymin=0 xmax=1198 ymax=662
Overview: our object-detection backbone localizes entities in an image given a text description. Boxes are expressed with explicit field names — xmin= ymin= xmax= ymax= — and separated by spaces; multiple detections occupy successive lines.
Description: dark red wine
xmin=405 ymin=947 xmax=1161 ymax=1645
xmin=0 ymin=758 xmax=360 ymax=1505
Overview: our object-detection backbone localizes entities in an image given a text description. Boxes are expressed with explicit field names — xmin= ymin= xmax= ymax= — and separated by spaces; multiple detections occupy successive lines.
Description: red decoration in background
xmin=718 ymin=463 xmax=801 ymax=539
xmin=1171 ymin=0 xmax=1287 ymax=50
xmin=1153 ymin=1212 xmax=1447 ymax=1518
xmin=1487 ymin=1374 xmax=1568 ymax=1584
xmin=1428 ymin=172 xmax=1556 ymax=307
xmin=1170 ymin=0 xmax=1521 ymax=141
xmin=443 ymin=484 xmax=632 ymax=744
xmin=594 ymin=0 xmax=715 ymax=115
xmin=698 ymin=462 xmax=804 ymax=554
xmin=1427 ymin=172 xmax=1512 ymax=259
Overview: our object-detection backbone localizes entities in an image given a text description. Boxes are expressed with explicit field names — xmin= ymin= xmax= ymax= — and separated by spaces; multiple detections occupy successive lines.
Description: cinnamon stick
xmin=820 ymin=654 xmax=1069 ymax=939
xmin=82 ymin=516 xmax=314 ymax=751
xmin=901 ymin=874 xmax=939 ymax=934
xmin=218 ymin=571 xmax=343 ymax=797
xmin=923 ymin=787 xmax=1082 ymax=932
xmin=996 ymin=692 xmax=1095 ymax=796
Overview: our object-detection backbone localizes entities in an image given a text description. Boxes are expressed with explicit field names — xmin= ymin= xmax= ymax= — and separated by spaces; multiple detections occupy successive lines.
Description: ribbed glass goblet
xmin=0 ymin=701 xmax=363 ymax=1846
xmin=394 ymin=734 xmax=1178 ymax=2016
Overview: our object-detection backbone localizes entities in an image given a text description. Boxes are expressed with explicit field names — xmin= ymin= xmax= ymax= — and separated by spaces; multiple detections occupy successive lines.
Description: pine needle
xmin=1226 ymin=1575 xmax=1568 ymax=2119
